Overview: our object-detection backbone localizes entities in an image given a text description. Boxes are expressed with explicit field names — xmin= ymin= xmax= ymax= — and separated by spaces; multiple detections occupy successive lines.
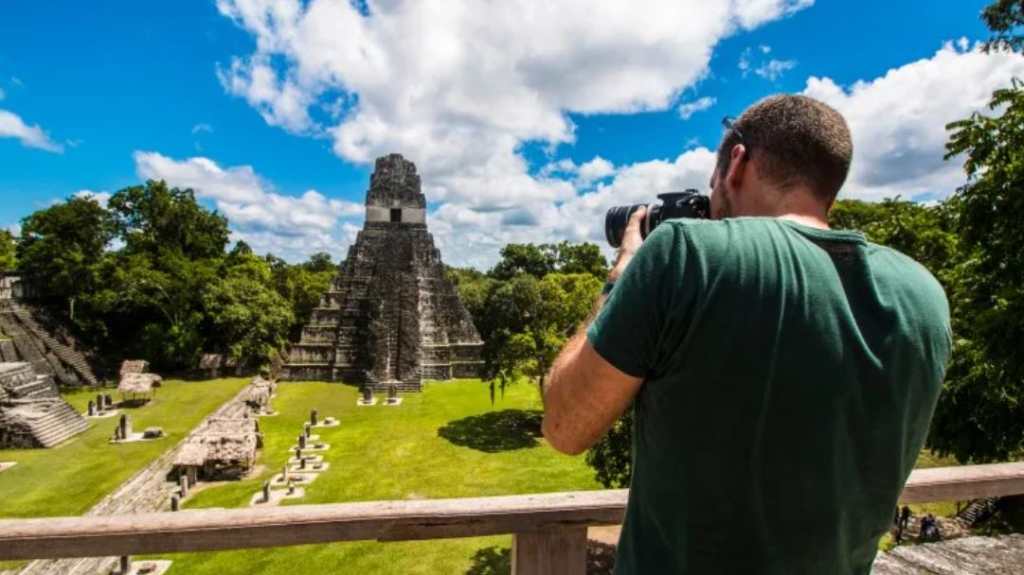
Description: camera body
xmin=604 ymin=190 xmax=710 ymax=248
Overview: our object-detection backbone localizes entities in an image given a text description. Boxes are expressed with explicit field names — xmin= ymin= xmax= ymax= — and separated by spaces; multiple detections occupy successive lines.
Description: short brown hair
xmin=716 ymin=94 xmax=852 ymax=202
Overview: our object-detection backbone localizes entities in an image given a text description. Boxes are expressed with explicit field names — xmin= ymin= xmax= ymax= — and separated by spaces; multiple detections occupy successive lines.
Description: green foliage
xmin=12 ymin=181 xmax=323 ymax=373
xmin=982 ymin=0 xmax=1024 ymax=53
xmin=476 ymin=272 xmax=601 ymax=400
xmin=928 ymin=79 xmax=1024 ymax=463
xmin=0 ymin=229 xmax=16 ymax=273
xmin=488 ymin=241 xmax=608 ymax=281
xmin=204 ymin=251 xmax=295 ymax=365
xmin=17 ymin=196 xmax=115 ymax=312
xmin=108 ymin=180 xmax=230 ymax=260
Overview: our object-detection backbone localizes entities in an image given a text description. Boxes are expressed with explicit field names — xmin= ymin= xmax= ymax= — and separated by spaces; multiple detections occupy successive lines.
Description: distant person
xmin=542 ymin=94 xmax=951 ymax=573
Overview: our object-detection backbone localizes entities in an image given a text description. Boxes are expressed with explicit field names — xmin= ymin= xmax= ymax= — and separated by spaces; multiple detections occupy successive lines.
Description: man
xmin=542 ymin=95 xmax=951 ymax=574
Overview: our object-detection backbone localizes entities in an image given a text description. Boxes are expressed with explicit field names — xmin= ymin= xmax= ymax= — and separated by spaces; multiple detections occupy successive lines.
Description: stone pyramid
xmin=284 ymin=154 xmax=483 ymax=391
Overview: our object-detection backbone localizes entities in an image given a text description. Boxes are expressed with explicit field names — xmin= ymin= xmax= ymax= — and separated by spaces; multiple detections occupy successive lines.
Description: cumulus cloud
xmin=804 ymin=40 xmax=1024 ymax=202
xmin=192 ymin=123 xmax=214 ymax=134
xmin=678 ymin=96 xmax=717 ymax=119
xmin=0 ymin=109 xmax=63 ymax=153
xmin=215 ymin=0 xmax=812 ymax=209
xmin=133 ymin=151 xmax=363 ymax=260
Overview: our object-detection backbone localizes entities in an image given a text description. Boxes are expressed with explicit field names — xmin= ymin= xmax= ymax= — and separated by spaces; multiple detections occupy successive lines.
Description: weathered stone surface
xmin=0 ymin=295 xmax=98 ymax=388
xmin=284 ymin=154 xmax=483 ymax=390
xmin=871 ymin=534 xmax=1024 ymax=574
xmin=0 ymin=362 xmax=88 ymax=448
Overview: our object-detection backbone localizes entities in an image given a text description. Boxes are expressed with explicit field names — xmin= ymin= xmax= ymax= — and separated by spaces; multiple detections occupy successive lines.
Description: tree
xmin=554 ymin=241 xmax=608 ymax=279
xmin=107 ymin=180 xmax=229 ymax=261
xmin=982 ymin=0 xmax=1024 ymax=53
xmin=0 ymin=229 xmax=16 ymax=273
xmin=927 ymin=79 xmax=1024 ymax=462
xmin=489 ymin=244 xmax=557 ymax=280
xmin=16 ymin=196 xmax=115 ymax=315
xmin=204 ymin=252 xmax=294 ymax=366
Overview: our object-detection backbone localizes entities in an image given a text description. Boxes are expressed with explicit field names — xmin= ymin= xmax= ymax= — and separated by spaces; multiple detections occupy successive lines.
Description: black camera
xmin=604 ymin=190 xmax=710 ymax=248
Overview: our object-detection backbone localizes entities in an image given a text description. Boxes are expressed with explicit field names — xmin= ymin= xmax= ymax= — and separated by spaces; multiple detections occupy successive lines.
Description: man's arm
xmin=542 ymin=208 xmax=647 ymax=455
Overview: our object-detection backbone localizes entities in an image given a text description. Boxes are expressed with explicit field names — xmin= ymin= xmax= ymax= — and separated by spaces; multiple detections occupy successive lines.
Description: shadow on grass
xmin=464 ymin=542 xmax=616 ymax=575
xmin=438 ymin=409 xmax=543 ymax=452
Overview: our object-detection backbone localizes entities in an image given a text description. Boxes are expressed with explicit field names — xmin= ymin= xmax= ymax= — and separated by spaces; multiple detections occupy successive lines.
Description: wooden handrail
xmin=1 ymin=462 xmax=1022 ymax=563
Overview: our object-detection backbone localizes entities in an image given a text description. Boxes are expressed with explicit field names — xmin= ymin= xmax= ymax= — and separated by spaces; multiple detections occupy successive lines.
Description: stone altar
xmin=283 ymin=154 xmax=484 ymax=391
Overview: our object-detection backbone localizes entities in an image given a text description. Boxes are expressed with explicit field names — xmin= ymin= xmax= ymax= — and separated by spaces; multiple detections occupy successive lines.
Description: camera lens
xmin=605 ymin=204 xmax=644 ymax=248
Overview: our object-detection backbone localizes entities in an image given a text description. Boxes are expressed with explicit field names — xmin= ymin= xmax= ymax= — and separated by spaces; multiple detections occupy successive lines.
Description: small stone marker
xmin=303 ymin=422 xmax=311 ymax=438
xmin=262 ymin=481 xmax=271 ymax=504
xmin=119 ymin=414 xmax=130 ymax=440
xmin=299 ymin=433 xmax=307 ymax=449
xmin=388 ymin=384 xmax=398 ymax=401
xmin=287 ymin=480 xmax=296 ymax=495
xmin=119 ymin=555 xmax=131 ymax=575
xmin=362 ymin=386 xmax=373 ymax=403
xmin=96 ymin=393 xmax=105 ymax=413
xmin=300 ymin=457 xmax=307 ymax=470
xmin=170 ymin=494 xmax=180 ymax=512
xmin=87 ymin=400 xmax=96 ymax=417
xmin=310 ymin=409 xmax=318 ymax=427
xmin=295 ymin=446 xmax=302 ymax=460
xmin=179 ymin=474 xmax=189 ymax=498
xmin=104 ymin=393 xmax=114 ymax=409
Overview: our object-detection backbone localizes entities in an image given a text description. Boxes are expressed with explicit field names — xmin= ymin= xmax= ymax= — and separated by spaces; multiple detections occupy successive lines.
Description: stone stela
xmin=283 ymin=153 xmax=484 ymax=391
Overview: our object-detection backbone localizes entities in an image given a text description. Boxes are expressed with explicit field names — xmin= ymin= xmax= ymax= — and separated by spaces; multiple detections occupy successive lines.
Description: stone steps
xmin=22 ymin=400 xmax=89 ymax=447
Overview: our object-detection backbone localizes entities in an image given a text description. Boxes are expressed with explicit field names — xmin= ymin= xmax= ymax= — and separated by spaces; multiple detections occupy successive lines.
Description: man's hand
xmin=608 ymin=206 xmax=646 ymax=282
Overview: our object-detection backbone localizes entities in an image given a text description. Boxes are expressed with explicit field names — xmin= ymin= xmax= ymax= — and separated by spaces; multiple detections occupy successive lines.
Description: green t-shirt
xmin=587 ymin=217 xmax=951 ymax=575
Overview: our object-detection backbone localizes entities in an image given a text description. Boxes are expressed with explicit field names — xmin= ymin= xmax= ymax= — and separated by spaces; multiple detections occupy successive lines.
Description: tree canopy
xmin=0 ymin=229 xmax=16 ymax=274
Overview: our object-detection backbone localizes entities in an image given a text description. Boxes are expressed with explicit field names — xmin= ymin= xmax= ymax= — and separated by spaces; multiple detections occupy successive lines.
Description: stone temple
xmin=283 ymin=154 xmax=483 ymax=391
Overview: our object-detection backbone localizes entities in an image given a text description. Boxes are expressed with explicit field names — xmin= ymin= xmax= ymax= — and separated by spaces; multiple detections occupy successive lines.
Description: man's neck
xmin=747 ymin=184 xmax=830 ymax=229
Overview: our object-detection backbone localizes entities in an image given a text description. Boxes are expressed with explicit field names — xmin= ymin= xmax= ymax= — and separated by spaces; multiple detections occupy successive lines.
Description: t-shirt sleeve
xmin=587 ymin=223 xmax=681 ymax=378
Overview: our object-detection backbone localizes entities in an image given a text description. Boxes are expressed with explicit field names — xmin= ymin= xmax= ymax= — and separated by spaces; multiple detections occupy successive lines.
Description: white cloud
xmin=754 ymin=59 xmax=796 ymax=81
xmin=133 ymin=151 xmax=363 ymax=261
xmin=74 ymin=190 xmax=112 ymax=207
xmin=192 ymin=123 xmax=214 ymax=134
xmin=215 ymin=0 xmax=812 ymax=210
xmin=212 ymin=0 xmax=813 ymax=267
xmin=803 ymin=40 xmax=1024 ymax=202
xmin=0 ymin=109 xmax=63 ymax=153
xmin=678 ymin=96 xmax=717 ymax=119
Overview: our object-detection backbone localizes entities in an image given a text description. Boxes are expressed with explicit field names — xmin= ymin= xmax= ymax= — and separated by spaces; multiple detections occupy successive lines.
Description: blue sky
xmin=0 ymin=1 xmax=1019 ymax=267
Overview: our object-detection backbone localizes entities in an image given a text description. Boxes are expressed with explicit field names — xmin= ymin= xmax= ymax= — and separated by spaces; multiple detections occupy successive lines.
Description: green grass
xmin=0 ymin=378 xmax=249 ymax=519
xmin=158 ymin=380 xmax=600 ymax=574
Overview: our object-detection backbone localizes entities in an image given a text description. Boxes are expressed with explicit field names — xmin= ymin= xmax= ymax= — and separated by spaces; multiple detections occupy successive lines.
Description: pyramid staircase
xmin=0 ymin=302 xmax=97 ymax=387
xmin=0 ymin=398 xmax=90 ymax=447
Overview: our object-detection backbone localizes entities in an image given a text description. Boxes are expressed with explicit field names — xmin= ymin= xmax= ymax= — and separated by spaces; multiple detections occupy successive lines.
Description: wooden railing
xmin=2 ymin=462 xmax=1023 ymax=574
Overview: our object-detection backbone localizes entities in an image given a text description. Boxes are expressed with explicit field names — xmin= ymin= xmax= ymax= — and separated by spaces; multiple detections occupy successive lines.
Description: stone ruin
xmin=0 ymin=362 xmax=88 ymax=448
xmin=284 ymin=153 xmax=484 ymax=391
xmin=117 ymin=360 xmax=162 ymax=403
xmin=243 ymin=376 xmax=276 ymax=414
xmin=0 ymin=276 xmax=98 ymax=388
xmin=172 ymin=416 xmax=261 ymax=481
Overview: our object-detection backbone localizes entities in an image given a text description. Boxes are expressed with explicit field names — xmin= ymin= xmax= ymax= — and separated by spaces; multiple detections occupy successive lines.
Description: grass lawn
xmin=157 ymin=379 xmax=600 ymax=574
xmin=0 ymin=378 xmax=249 ymax=519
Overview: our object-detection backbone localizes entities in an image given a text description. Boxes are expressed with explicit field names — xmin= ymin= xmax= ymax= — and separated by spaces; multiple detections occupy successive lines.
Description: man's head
xmin=709 ymin=94 xmax=852 ymax=220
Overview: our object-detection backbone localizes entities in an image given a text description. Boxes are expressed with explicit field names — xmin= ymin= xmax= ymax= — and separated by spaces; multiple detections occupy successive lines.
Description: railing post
xmin=512 ymin=527 xmax=587 ymax=575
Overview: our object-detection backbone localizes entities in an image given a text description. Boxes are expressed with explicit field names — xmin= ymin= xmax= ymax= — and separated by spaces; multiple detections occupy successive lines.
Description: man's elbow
xmin=542 ymin=416 xmax=589 ymax=456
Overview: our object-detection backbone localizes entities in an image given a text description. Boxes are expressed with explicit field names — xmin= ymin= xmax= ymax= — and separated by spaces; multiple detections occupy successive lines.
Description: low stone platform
xmin=0 ymin=461 xmax=16 ymax=473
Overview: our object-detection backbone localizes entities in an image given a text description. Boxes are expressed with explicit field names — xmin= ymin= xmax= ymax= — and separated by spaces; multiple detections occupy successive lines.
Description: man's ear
xmin=724 ymin=144 xmax=748 ymax=193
